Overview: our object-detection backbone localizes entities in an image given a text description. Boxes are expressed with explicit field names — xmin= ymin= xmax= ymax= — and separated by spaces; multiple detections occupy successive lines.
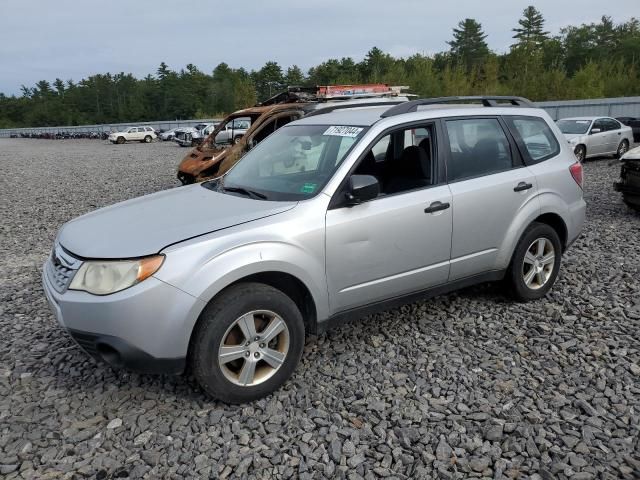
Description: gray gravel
xmin=1 ymin=138 xmax=639 ymax=479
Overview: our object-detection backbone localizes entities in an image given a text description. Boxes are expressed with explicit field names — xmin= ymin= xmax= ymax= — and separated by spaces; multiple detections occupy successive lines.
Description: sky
xmin=0 ymin=0 xmax=638 ymax=95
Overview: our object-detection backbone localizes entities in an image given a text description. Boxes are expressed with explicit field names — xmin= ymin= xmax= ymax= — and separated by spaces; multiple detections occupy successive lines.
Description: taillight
xmin=569 ymin=162 xmax=583 ymax=189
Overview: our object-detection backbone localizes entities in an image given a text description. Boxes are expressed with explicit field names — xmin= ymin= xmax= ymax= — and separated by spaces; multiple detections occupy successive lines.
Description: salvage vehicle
xmin=614 ymin=145 xmax=640 ymax=212
xmin=176 ymin=121 xmax=243 ymax=148
xmin=109 ymin=126 xmax=157 ymax=144
xmin=173 ymin=123 xmax=209 ymax=147
xmin=177 ymin=84 xmax=410 ymax=184
xmin=557 ymin=116 xmax=633 ymax=162
xmin=43 ymin=96 xmax=585 ymax=403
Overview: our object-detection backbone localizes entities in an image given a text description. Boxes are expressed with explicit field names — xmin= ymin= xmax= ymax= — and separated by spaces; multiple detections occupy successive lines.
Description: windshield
xmin=218 ymin=124 xmax=367 ymax=201
xmin=557 ymin=119 xmax=591 ymax=135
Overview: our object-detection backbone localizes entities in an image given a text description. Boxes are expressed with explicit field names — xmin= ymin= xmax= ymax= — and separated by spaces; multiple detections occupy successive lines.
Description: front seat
xmin=384 ymin=145 xmax=431 ymax=194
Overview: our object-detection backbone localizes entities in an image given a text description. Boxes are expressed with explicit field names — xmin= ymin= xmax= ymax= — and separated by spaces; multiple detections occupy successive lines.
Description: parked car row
xmin=10 ymin=131 xmax=110 ymax=140
xmin=44 ymin=94 xmax=588 ymax=403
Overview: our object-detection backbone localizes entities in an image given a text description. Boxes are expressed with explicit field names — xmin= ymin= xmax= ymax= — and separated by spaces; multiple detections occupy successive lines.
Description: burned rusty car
xmin=614 ymin=145 xmax=640 ymax=212
xmin=176 ymin=84 xmax=409 ymax=185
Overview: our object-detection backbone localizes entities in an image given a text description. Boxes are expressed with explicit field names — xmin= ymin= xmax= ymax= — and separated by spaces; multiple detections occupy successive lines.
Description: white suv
xmin=109 ymin=127 xmax=157 ymax=144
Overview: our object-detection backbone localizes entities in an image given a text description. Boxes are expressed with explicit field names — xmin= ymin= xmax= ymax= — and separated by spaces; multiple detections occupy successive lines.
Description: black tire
xmin=616 ymin=139 xmax=629 ymax=158
xmin=623 ymin=197 xmax=640 ymax=212
xmin=574 ymin=144 xmax=586 ymax=162
xmin=116 ymin=136 xmax=125 ymax=145
xmin=189 ymin=283 xmax=305 ymax=404
xmin=506 ymin=222 xmax=562 ymax=301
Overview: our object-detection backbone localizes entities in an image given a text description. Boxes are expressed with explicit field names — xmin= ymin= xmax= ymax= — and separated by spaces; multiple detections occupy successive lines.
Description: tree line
xmin=1 ymin=7 xmax=639 ymax=129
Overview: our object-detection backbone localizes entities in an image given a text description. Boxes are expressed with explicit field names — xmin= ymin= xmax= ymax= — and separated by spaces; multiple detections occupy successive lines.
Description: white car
xmin=109 ymin=127 xmax=157 ymax=144
xmin=557 ymin=116 xmax=633 ymax=162
xmin=159 ymin=128 xmax=178 ymax=141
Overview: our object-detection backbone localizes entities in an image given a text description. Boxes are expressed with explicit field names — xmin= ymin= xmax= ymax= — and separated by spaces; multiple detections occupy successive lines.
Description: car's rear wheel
xmin=507 ymin=222 xmax=562 ymax=301
xmin=190 ymin=283 xmax=305 ymax=404
xmin=116 ymin=136 xmax=125 ymax=145
xmin=574 ymin=145 xmax=586 ymax=162
xmin=616 ymin=139 xmax=629 ymax=158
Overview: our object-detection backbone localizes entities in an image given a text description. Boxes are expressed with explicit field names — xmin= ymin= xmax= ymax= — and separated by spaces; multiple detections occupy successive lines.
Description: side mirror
xmin=590 ymin=128 xmax=601 ymax=134
xmin=345 ymin=175 xmax=379 ymax=205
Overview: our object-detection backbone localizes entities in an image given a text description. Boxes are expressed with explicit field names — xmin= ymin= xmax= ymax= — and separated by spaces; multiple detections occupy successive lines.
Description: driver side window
xmin=353 ymin=124 xmax=435 ymax=196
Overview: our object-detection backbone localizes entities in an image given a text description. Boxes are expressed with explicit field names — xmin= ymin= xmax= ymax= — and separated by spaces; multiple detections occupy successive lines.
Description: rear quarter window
xmin=505 ymin=116 xmax=560 ymax=164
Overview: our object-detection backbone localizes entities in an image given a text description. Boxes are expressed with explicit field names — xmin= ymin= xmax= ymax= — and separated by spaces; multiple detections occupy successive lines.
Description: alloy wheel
xmin=217 ymin=310 xmax=289 ymax=387
xmin=522 ymin=238 xmax=555 ymax=290
xmin=618 ymin=141 xmax=629 ymax=156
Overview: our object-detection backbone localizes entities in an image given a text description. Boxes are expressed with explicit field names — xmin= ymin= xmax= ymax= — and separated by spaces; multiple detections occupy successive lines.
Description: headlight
xmin=69 ymin=255 xmax=164 ymax=295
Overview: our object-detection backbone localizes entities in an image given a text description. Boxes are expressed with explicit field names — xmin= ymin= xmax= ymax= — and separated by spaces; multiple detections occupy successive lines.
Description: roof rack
xmin=380 ymin=96 xmax=534 ymax=118
xmin=304 ymin=100 xmax=405 ymax=118
xmin=258 ymin=84 xmax=411 ymax=106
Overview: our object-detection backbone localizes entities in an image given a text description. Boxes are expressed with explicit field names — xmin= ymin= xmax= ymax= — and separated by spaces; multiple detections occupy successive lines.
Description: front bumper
xmin=42 ymin=260 xmax=205 ymax=374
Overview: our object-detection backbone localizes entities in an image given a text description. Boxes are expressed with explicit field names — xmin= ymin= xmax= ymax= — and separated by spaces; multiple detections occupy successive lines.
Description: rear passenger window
xmin=506 ymin=116 xmax=560 ymax=164
xmin=445 ymin=118 xmax=513 ymax=182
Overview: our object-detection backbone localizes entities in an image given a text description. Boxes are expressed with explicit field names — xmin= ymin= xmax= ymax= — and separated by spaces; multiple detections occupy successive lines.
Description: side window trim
xmin=503 ymin=115 xmax=561 ymax=165
xmin=328 ymin=120 xmax=441 ymax=210
xmin=441 ymin=115 xmax=521 ymax=184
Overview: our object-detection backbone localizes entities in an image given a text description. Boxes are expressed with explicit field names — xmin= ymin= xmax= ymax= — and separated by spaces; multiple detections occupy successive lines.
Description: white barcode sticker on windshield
xmin=323 ymin=126 xmax=363 ymax=137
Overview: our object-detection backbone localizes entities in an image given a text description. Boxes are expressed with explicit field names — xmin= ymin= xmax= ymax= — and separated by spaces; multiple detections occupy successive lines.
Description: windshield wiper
xmin=223 ymin=185 xmax=268 ymax=200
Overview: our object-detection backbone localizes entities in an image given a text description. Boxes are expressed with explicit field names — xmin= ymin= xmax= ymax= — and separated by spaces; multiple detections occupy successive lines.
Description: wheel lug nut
xmin=254 ymin=352 xmax=260 ymax=358
xmin=244 ymin=352 xmax=250 ymax=357
xmin=245 ymin=342 xmax=250 ymax=346
xmin=254 ymin=336 xmax=260 ymax=341
xmin=259 ymin=343 xmax=265 ymax=348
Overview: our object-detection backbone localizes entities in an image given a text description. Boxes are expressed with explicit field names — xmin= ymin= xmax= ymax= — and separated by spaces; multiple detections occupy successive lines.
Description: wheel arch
xmin=225 ymin=271 xmax=318 ymax=335
xmin=185 ymin=270 xmax=320 ymax=370
xmin=534 ymin=212 xmax=568 ymax=251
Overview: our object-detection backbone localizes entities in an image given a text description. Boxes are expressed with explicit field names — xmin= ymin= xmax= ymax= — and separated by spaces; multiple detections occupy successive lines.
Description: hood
xmin=622 ymin=145 xmax=640 ymax=161
xmin=58 ymin=184 xmax=296 ymax=258
xmin=562 ymin=133 xmax=586 ymax=142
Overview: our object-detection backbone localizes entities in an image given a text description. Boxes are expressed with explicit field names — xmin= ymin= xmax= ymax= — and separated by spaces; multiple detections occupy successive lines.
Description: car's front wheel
xmin=190 ymin=283 xmax=305 ymax=403
xmin=116 ymin=136 xmax=125 ymax=145
xmin=507 ymin=222 xmax=562 ymax=301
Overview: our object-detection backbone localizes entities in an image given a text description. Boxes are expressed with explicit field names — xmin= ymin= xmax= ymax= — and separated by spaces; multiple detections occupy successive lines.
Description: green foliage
xmin=447 ymin=19 xmax=490 ymax=71
xmin=2 ymin=12 xmax=639 ymax=128
xmin=512 ymin=6 xmax=549 ymax=50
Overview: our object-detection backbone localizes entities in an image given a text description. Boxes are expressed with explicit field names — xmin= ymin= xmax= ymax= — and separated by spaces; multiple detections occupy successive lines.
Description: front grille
xmin=46 ymin=243 xmax=82 ymax=293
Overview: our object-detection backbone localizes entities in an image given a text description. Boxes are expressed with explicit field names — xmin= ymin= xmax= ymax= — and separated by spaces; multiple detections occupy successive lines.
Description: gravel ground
xmin=0 ymin=138 xmax=639 ymax=480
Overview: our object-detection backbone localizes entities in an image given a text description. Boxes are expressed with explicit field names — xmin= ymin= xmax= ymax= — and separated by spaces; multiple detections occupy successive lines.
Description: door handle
xmin=514 ymin=182 xmax=533 ymax=192
xmin=618 ymin=132 xmax=622 ymax=135
xmin=424 ymin=201 xmax=450 ymax=214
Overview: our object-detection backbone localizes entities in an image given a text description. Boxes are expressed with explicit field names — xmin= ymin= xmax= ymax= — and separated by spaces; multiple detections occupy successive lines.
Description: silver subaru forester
xmin=43 ymin=96 xmax=586 ymax=403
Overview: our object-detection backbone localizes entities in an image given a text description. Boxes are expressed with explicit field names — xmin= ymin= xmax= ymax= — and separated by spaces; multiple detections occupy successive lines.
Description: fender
xmin=494 ymin=192 xmax=541 ymax=270
xmin=155 ymin=238 xmax=329 ymax=339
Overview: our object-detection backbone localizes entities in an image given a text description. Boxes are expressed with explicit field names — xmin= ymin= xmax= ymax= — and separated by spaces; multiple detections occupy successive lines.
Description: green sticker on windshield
xmin=300 ymin=183 xmax=317 ymax=194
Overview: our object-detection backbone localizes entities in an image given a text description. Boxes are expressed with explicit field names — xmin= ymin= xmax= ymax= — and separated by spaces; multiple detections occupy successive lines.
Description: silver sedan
xmin=557 ymin=116 xmax=634 ymax=162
